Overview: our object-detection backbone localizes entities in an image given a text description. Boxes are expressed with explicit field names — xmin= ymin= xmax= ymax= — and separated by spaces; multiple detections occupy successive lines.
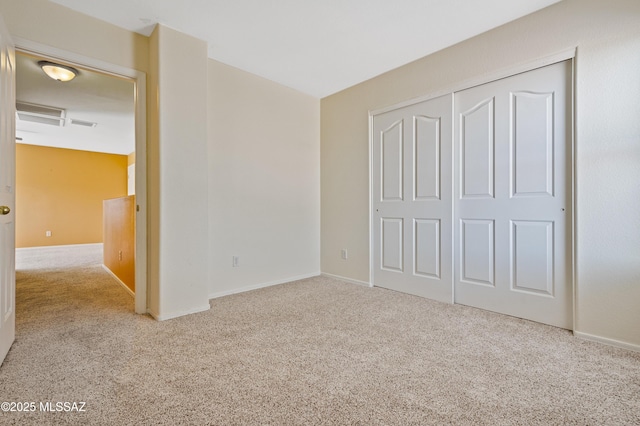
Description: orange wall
xmin=16 ymin=144 xmax=128 ymax=248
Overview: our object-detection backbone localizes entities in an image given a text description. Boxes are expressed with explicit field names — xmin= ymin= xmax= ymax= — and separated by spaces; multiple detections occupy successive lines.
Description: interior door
xmin=372 ymin=94 xmax=452 ymax=303
xmin=453 ymin=61 xmax=572 ymax=328
xmin=0 ymin=14 xmax=16 ymax=365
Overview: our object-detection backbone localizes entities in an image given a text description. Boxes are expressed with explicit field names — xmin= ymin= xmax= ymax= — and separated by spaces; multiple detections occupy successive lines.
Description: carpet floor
xmin=1 ymin=244 xmax=639 ymax=425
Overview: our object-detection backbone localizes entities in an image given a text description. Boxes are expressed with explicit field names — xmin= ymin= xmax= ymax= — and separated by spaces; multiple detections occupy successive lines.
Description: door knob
xmin=0 ymin=206 xmax=10 ymax=215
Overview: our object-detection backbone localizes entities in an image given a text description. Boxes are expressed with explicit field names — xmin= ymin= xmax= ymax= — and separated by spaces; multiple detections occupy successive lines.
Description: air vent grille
xmin=69 ymin=118 xmax=97 ymax=128
xmin=16 ymin=101 xmax=65 ymax=127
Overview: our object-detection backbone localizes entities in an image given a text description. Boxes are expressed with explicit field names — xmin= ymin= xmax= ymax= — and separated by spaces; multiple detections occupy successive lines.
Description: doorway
xmin=13 ymin=41 xmax=147 ymax=314
xmin=371 ymin=60 xmax=573 ymax=329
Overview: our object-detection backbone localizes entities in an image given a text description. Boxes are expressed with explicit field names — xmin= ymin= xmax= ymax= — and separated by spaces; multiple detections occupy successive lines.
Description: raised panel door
xmin=372 ymin=95 xmax=453 ymax=303
xmin=453 ymin=61 xmax=572 ymax=329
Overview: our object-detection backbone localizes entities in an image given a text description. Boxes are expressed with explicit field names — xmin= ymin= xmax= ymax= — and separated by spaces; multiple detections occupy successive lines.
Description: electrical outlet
xmin=232 ymin=256 xmax=240 ymax=267
xmin=45 ymin=230 xmax=52 ymax=237
xmin=341 ymin=249 xmax=348 ymax=260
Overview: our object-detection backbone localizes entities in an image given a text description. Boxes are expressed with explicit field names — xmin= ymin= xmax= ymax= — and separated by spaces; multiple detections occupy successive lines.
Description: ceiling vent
xmin=69 ymin=118 xmax=97 ymax=128
xmin=16 ymin=101 xmax=66 ymax=127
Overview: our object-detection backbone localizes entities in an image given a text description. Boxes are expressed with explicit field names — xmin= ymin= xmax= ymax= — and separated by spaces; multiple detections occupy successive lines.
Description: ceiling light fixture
xmin=38 ymin=61 xmax=78 ymax=82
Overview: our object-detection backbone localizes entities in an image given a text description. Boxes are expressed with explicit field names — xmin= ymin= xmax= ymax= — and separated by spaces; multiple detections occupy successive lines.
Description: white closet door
xmin=372 ymin=94 xmax=452 ymax=303
xmin=453 ymin=61 xmax=572 ymax=329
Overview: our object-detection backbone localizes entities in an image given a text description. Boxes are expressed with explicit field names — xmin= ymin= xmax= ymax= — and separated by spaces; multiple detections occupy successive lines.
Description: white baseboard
xmin=574 ymin=331 xmax=640 ymax=353
xmin=102 ymin=265 xmax=134 ymax=298
xmin=149 ymin=304 xmax=211 ymax=321
xmin=321 ymin=272 xmax=371 ymax=287
xmin=17 ymin=243 xmax=103 ymax=251
xmin=208 ymin=272 xmax=321 ymax=300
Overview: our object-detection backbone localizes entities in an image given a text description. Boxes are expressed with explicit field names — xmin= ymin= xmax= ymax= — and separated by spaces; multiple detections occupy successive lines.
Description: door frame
xmin=369 ymin=47 xmax=576 ymax=329
xmin=14 ymin=37 xmax=148 ymax=314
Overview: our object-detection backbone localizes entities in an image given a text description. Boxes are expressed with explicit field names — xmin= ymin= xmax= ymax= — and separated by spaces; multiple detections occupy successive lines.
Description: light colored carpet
xmin=1 ymin=244 xmax=639 ymax=425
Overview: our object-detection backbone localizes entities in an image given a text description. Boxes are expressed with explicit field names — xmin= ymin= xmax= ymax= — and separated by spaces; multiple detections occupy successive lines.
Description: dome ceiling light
xmin=38 ymin=61 xmax=78 ymax=82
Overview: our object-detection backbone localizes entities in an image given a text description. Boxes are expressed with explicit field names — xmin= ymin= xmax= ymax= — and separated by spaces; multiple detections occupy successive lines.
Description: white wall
xmin=207 ymin=60 xmax=320 ymax=297
xmin=148 ymin=25 xmax=210 ymax=319
xmin=321 ymin=0 xmax=640 ymax=348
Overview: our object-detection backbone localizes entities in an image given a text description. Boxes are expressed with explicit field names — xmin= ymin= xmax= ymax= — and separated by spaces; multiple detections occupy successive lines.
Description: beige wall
xmin=321 ymin=0 xmax=640 ymax=348
xmin=0 ymin=0 xmax=148 ymax=73
xmin=147 ymin=25 xmax=160 ymax=316
xmin=147 ymin=25 xmax=210 ymax=319
xmin=16 ymin=144 xmax=128 ymax=248
xmin=207 ymin=60 xmax=320 ymax=297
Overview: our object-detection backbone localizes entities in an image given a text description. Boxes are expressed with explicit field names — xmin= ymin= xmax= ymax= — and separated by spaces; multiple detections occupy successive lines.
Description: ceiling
xmin=17 ymin=0 xmax=561 ymax=155
xmin=51 ymin=0 xmax=561 ymax=98
xmin=15 ymin=52 xmax=135 ymax=155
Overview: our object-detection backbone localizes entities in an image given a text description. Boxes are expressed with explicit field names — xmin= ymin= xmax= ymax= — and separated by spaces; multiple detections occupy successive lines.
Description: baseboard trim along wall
xmin=574 ymin=331 xmax=640 ymax=353
xmin=148 ymin=304 xmax=211 ymax=322
xmin=208 ymin=272 xmax=321 ymax=300
xmin=17 ymin=242 xmax=103 ymax=251
xmin=102 ymin=264 xmax=134 ymax=298
xmin=321 ymin=272 xmax=371 ymax=288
